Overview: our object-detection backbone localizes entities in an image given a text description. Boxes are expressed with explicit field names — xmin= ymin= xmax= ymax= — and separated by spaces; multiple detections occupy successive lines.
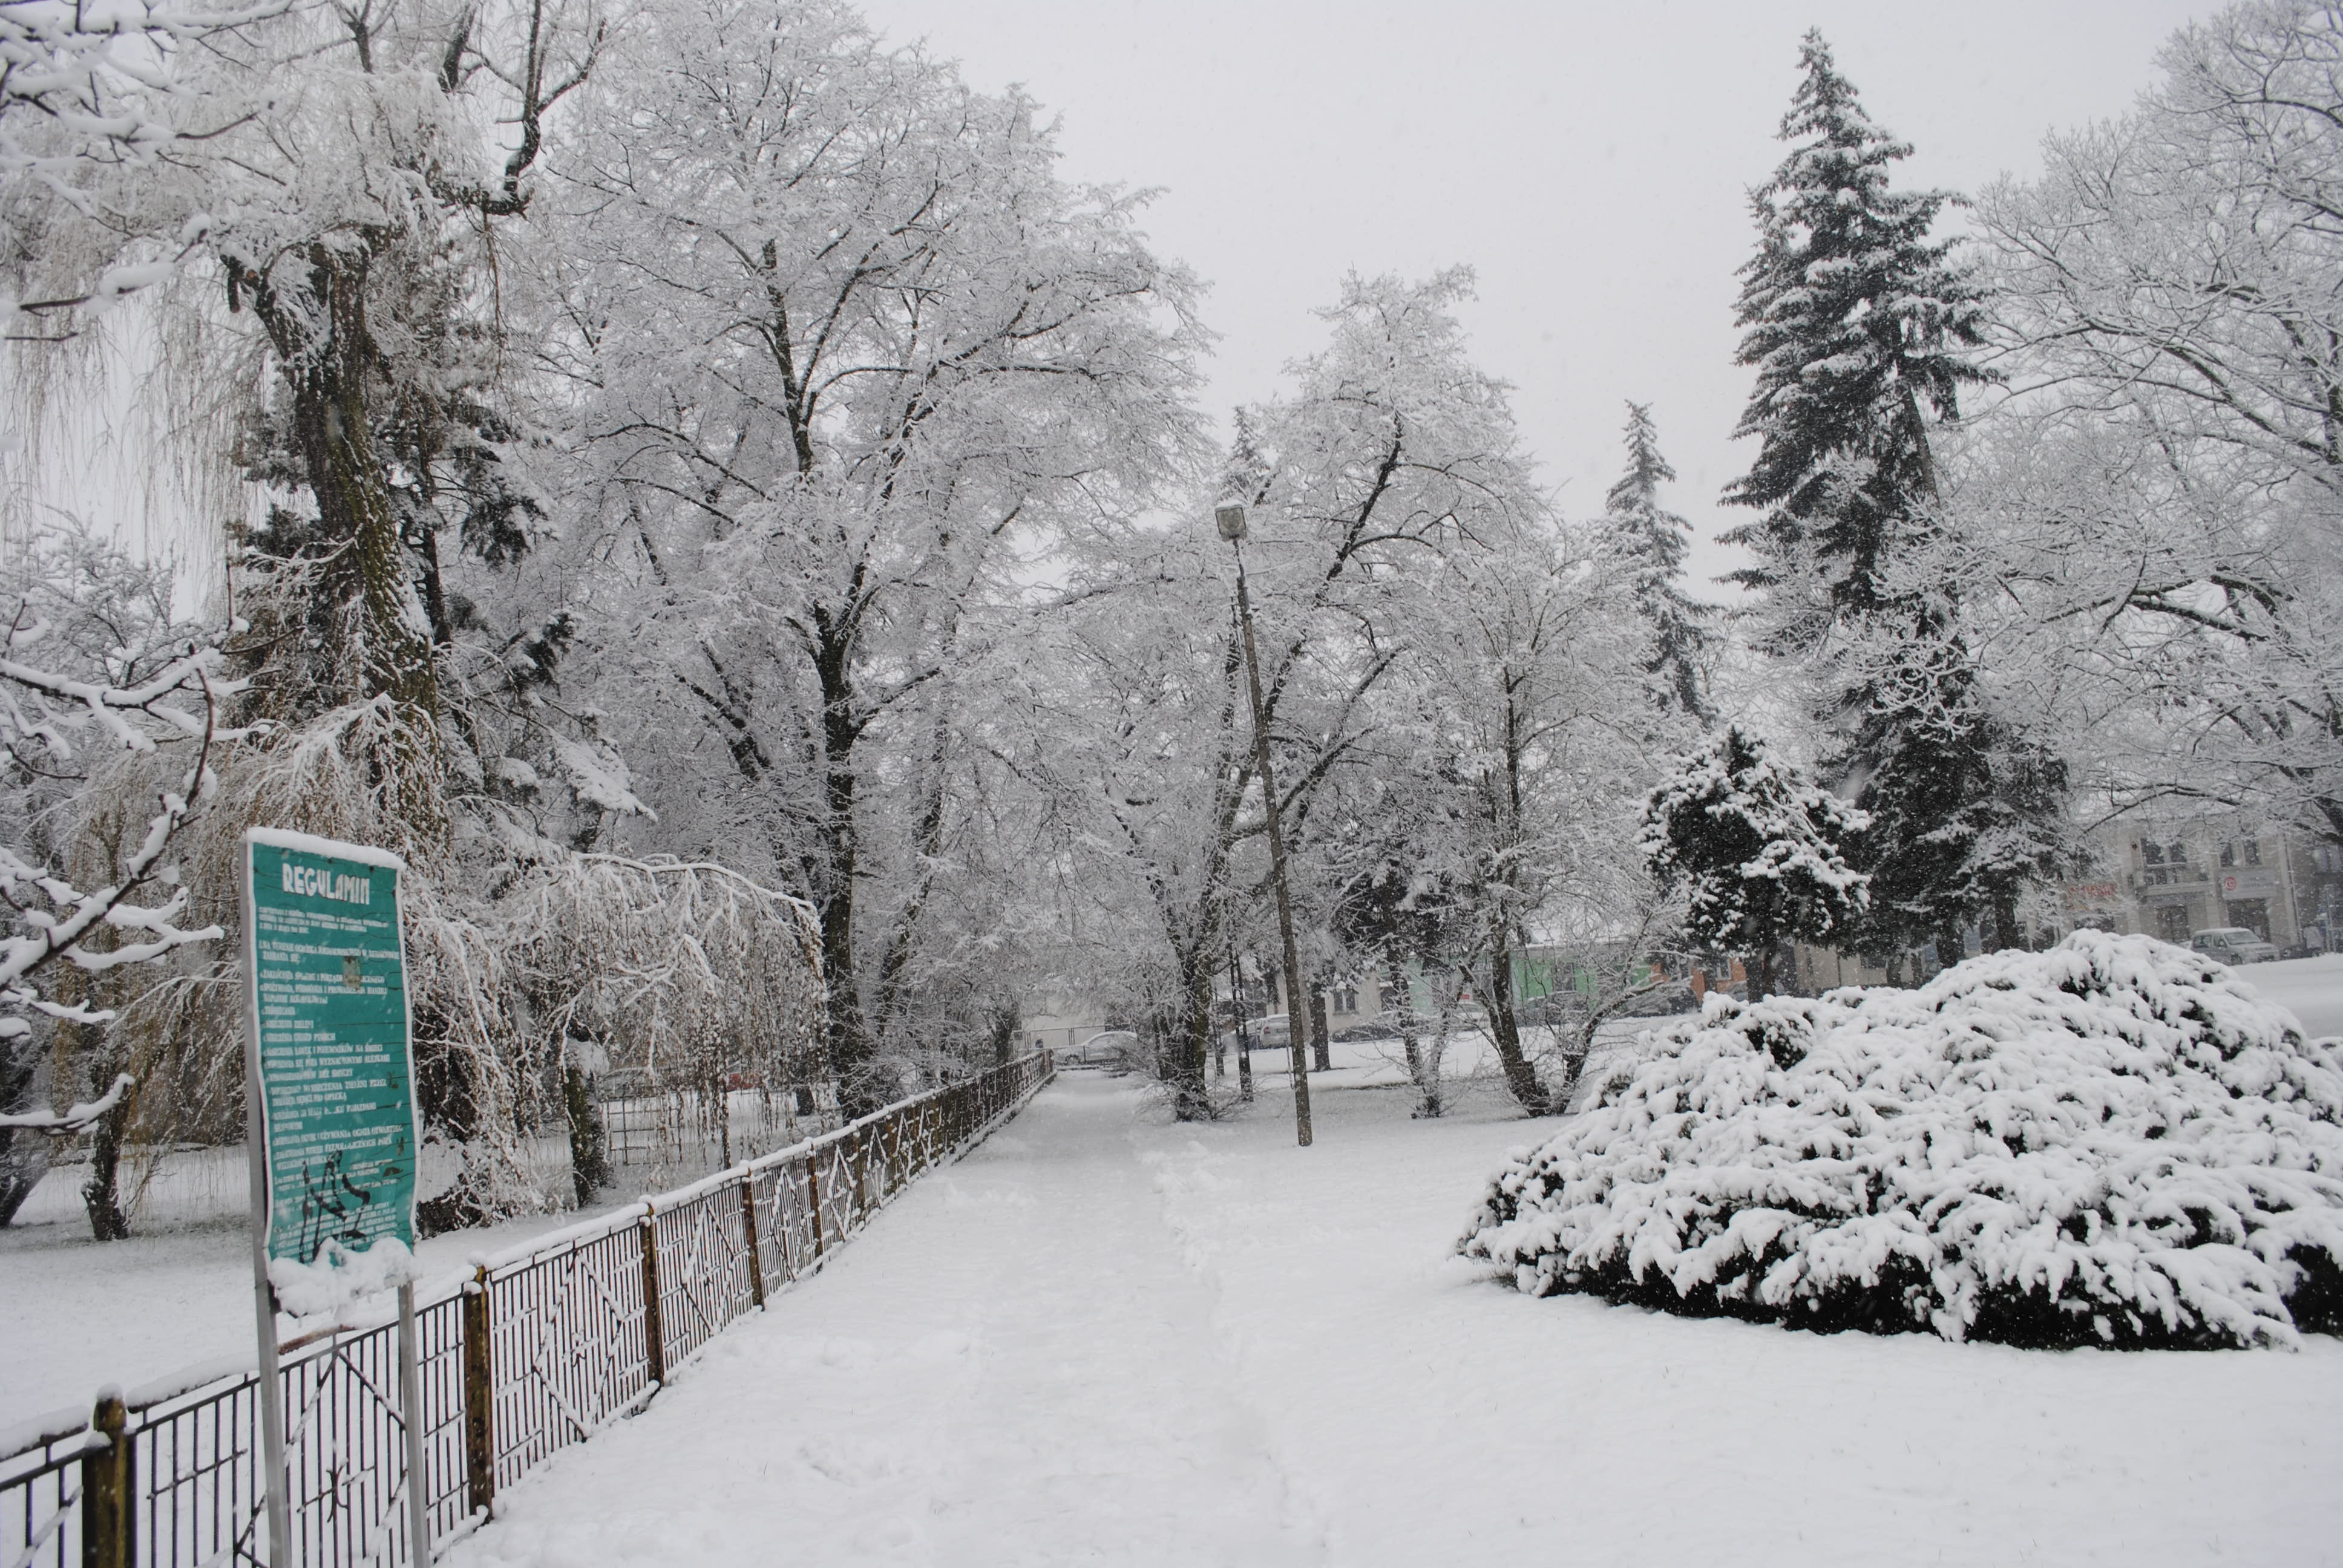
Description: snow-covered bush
xmin=1458 ymin=932 xmax=2343 ymax=1348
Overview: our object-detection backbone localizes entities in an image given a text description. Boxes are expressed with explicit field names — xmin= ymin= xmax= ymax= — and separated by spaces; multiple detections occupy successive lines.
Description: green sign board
xmin=240 ymin=829 xmax=418 ymax=1293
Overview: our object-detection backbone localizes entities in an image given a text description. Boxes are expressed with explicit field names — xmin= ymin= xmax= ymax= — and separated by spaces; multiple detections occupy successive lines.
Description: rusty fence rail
xmin=2 ymin=1050 xmax=1055 ymax=1567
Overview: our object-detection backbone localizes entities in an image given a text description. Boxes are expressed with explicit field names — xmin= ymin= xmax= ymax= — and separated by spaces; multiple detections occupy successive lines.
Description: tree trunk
xmin=1308 ymin=981 xmax=1331 ymax=1073
xmin=1483 ymin=946 xmax=1549 ymax=1114
xmin=80 ymin=1073 xmax=131 ymax=1242
xmin=563 ymin=1067 xmax=609 ymax=1209
xmin=1990 ymin=888 xmax=2023 ymax=952
xmin=870 ymin=701 xmax=951 ymax=1051
xmin=1418 ymin=987 xmax=1452 ymax=1119
xmin=247 ymin=246 xmax=447 ymax=832
xmin=810 ymin=622 xmax=876 ymax=1111
xmin=0 ymin=1007 xmax=49 ymax=1226
xmin=1172 ymin=927 xmax=1216 ymax=1119
xmin=1386 ymin=948 xmax=1420 ymax=1083
xmin=1935 ymin=916 xmax=1968 ymax=977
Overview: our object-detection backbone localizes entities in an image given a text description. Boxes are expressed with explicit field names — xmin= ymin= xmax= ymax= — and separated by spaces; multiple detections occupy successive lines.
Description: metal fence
xmin=595 ymin=1080 xmax=839 ymax=1174
xmin=1 ymin=1051 xmax=1054 ymax=1568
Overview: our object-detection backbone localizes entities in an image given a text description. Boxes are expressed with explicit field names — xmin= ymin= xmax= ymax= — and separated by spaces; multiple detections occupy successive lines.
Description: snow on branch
xmin=0 ymin=1070 xmax=130 ymax=1133
xmin=1 ymin=0 xmax=291 ymax=319
xmin=2 ymin=588 xmax=235 ymax=1050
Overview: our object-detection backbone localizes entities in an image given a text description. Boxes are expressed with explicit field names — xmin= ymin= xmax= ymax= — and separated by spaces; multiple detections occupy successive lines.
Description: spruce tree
xmin=1640 ymin=727 xmax=1869 ymax=998
xmin=1602 ymin=402 xmax=1713 ymax=722
xmin=1722 ymin=33 xmax=2068 ymax=972
xmin=1722 ymin=30 xmax=1987 ymax=630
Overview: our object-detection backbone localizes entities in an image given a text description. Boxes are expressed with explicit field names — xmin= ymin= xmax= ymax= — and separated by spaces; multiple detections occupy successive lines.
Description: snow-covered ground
xmin=0 ymin=1207 xmax=611 ymax=1422
xmin=442 ymin=1073 xmax=2343 ymax=1568
xmin=2240 ymin=951 xmax=2343 ymax=1039
xmin=8 ymin=952 xmax=2331 ymax=1432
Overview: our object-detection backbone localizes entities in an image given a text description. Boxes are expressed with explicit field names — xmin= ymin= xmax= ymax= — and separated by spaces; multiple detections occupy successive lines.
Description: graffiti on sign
xmin=241 ymin=830 xmax=418 ymax=1296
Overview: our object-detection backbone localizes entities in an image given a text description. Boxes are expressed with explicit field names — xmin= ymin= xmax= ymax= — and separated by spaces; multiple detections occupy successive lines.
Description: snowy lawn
xmin=0 ymin=1207 xmax=614 ymax=1422
xmin=2247 ymin=952 xmax=2343 ymax=1039
xmin=444 ymin=1073 xmax=2343 ymax=1568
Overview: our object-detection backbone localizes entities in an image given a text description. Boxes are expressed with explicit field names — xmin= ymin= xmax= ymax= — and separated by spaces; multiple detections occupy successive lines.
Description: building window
xmin=1334 ymin=985 xmax=1357 ymax=1014
xmin=2220 ymin=842 xmax=2236 ymax=868
xmin=2244 ymin=838 xmax=2261 ymax=866
xmin=2168 ymin=841 xmax=2188 ymax=865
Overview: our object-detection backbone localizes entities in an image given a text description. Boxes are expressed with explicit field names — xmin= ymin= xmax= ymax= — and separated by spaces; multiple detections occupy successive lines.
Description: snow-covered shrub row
xmin=1458 ymin=933 xmax=2343 ymax=1348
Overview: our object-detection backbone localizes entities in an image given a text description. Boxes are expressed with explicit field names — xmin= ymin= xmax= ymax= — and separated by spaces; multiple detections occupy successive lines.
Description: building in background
xmin=2057 ymin=817 xmax=2324 ymax=953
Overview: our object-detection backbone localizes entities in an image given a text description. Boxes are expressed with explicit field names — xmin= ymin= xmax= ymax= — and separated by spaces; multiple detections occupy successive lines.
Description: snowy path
xmin=449 ymin=1073 xmax=2343 ymax=1568
xmin=453 ymin=1073 xmax=1319 ymax=1566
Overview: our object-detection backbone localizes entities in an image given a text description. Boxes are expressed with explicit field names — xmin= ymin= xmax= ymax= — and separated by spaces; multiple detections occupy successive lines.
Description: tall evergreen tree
xmin=1723 ymin=33 xmax=2066 ymax=972
xmin=1602 ymin=402 xmax=1712 ymax=722
xmin=1722 ymin=30 xmax=1988 ymax=635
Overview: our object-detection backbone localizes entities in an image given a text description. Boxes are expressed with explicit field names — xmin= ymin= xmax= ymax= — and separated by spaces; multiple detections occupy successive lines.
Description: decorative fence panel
xmin=1 ymin=1051 xmax=1053 ymax=1568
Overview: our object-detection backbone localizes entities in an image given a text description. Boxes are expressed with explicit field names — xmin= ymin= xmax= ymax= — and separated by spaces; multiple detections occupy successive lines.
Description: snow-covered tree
xmin=1640 ymin=726 xmax=1868 ymax=998
xmin=1380 ymin=520 xmax=1660 ymax=1114
xmin=1 ymin=0 xmax=291 ymax=318
xmin=547 ymin=0 xmax=1204 ymax=1109
xmin=1601 ymin=402 xmax=1712 ymax=723
xmin=1722 ymin=30 xmax=1988 ymax=635
xmin=1977 ymin=0 xmax=2343 ymax=846
xmin=1720 ymin=32 xmax=2063 ymax=975
xmin=1049 ymin=270 xmax=1599 ymax=1123
xmin=5 ymin=1 xmax=870 ymax=1232
xmin=1 ymin=526 xmax=241 ymax=1230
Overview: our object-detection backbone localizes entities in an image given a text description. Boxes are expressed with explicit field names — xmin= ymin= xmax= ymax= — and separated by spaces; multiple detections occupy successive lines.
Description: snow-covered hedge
xmin=1458 ymin=933 xmax=2343 ymax=1348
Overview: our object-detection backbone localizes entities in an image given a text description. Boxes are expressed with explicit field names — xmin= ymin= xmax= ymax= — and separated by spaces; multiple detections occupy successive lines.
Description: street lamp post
xmin=1217 ymin=503 xmax=1312 ymax=1147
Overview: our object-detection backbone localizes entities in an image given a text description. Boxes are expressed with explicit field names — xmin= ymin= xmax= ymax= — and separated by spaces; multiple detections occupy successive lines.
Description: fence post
xmin=461 ymin=1267 xmax=495 ymax=1521
xmin=739 ymin=1178 xmax=766 ymax=1309
xmin=850 ymin=1129 xmax=870 ymax=1224
xmin=80 ymin=1391 xmax=131 ymax=1568
xmin=639 ymin=1209 xmax=668 ymax=1387
xmin=805 ymin=1151 xmax=826 ymax=1263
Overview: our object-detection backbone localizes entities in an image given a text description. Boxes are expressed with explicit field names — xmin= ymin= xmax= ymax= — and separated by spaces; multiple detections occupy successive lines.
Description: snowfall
xmin=5 ymin=956 xmax=2343 ymax=1566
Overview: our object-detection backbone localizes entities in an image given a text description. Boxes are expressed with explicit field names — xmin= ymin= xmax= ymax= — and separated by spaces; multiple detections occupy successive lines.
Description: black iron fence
xmin=1 ymin=1051 xmax=1054 ymax=1567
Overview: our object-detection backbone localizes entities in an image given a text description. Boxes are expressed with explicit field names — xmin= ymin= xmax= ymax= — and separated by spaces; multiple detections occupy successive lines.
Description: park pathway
xmin=447 ymin=1073 xmax=1323 ymax=1567
xmin=445 ymin=1059 xmax=2343 ymax=1568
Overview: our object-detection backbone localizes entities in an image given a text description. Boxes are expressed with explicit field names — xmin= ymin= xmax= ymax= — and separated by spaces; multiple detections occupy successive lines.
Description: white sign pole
xmin=397 ymin=1280 xmax=431 ymax=1563
xmin=239 ymin=841 xmax=293 ymax=1568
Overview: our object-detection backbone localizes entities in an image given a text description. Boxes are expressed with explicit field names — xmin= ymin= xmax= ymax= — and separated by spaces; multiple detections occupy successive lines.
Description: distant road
xmin=2243 ymin=954 xmax=2343 ymax=1040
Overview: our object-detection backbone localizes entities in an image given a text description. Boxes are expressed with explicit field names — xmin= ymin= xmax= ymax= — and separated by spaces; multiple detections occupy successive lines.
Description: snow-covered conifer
xmin=1601 ymin=402 xmax=1712 ymax=722
xmin=1640 ymin=726 xmax=1867 ymax=997
xmin=1720 ymin=34 xmax=2068 ymax=975
xmin=1722 ymin=30 xmax=1987 ymax=630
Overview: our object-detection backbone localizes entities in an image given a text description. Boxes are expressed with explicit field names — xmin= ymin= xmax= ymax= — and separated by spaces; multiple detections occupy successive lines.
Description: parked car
xmin=1616 ymin=979 xmax=1700 ymax=1017
xmin=1242 ymin=1014 xmax=1292 ymax=1048
xmin=1067 ymin=1030 xmax=1141 ymax=1070
xmin=2191 ymin=927 xmax=2279 ymax=965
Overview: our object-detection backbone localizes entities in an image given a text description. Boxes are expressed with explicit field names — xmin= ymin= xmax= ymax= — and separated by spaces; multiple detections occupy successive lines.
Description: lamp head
xmin=1214 ymin=503 xmax=1248 ymax=541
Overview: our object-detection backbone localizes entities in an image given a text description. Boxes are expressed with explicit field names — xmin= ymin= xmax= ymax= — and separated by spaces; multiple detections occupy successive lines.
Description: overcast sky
xmin=864 ymin=0 xmax=2210 ymax=587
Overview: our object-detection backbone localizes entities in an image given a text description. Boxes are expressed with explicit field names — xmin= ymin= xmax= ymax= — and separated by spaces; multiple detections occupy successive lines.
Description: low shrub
xmin=1458 ymin=933 xmax=2343 ymax=1348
